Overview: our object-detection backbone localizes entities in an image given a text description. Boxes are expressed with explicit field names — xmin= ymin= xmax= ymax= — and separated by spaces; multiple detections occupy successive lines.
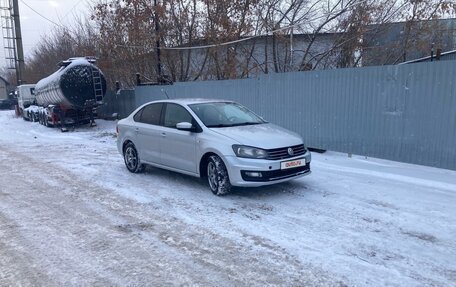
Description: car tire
xmin=207 ymin=155 xmax=231 ymax=196
xmin=124 ymin=142 xmax=144 ymax=173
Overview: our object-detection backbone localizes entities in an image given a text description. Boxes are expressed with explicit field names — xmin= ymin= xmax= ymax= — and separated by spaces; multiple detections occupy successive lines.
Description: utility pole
xmin=154 ymin=0 xmax=162 ymax=81
xmin=12 ymin=0 xmax=24 ymax=85
xmin=289 ymin=24 xmax=293 ymax=70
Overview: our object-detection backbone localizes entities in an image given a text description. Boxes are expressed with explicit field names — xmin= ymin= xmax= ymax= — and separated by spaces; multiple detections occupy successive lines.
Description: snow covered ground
xmin=0 ymin=110 xmax=455 ymax=286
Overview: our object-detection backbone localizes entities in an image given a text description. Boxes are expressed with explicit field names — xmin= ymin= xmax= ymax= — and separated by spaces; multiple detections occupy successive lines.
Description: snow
xmin=35 ymin=57 xmax=94 ymax=90
xmin=0 ymin=109 xmax=455 ymax=286
xmin=23 ymin=105 xmax=42 ymax=113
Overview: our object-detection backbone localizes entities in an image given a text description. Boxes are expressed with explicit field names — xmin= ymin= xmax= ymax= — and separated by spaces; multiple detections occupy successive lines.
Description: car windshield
xmin=189 ymin=102 xmax=266 ymax=128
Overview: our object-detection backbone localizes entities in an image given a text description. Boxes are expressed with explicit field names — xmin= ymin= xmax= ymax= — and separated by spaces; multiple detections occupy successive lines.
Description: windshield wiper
xmin=205 ymin=124 xmax=233 ymax=128
xmin=206 ymin=122 xmax=264 ymax=128
xmin=230 ymin=122 xmax=263 ymax=127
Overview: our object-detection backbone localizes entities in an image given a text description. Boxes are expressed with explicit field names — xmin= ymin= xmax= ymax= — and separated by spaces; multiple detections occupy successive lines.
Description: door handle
xmin=161 ymin=132 xmax=166 ymax=137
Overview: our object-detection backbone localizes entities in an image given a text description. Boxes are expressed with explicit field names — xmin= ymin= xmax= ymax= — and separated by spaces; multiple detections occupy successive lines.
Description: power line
xmin=20 ymin=0 xmax=63 ymax=28
xmin=62 ymin=0 xmax=84 ymax=20
xmin=117 ymin=0 xmax=370 ymax=51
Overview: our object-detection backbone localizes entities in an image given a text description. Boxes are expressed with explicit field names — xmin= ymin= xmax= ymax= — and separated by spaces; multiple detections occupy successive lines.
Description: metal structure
xmin=34 ymin=57 xmax=106 ymax=108
xmin=91 ymin=65 xmax=104 ymax=103
xmin=153 ymin=0 xmax=161 ymax=81
xmin=0 ymin=0 xmax=15 ymax=69
xmin=0 ymin=0 xmax=24 ymax=85
xmin=98 ymin=89 xmax=136 ymax=120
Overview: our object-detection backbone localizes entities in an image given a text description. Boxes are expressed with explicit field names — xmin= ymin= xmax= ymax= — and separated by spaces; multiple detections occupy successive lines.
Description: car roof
xmin=149 ymin=98 xmax=235 ymax=105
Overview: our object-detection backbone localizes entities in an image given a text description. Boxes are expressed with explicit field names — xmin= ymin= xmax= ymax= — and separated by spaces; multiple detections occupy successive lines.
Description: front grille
xmin=267 ymin=144 xmax=306 ymax=160
xmin=241 ymin=163 xmax=311 ymax=182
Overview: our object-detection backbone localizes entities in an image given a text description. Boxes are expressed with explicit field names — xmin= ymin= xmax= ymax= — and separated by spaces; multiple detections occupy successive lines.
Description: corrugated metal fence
xmin=102 ymin=61 xmax=456 ymax=170
xmin=99 ymin=89 xmax=135 ymax=119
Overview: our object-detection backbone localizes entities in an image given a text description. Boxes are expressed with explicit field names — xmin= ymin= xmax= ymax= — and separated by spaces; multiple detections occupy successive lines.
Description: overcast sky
xmin=1 ymin=0 xmax=89 ymax=69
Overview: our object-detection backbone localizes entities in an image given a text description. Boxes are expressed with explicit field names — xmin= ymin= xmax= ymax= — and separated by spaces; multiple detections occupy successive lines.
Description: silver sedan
xmin=117 ymin=99 xmax=311 ymax=195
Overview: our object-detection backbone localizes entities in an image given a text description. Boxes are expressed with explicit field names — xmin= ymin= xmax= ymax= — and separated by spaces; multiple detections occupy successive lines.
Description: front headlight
xmin=232 ymin=145 xmax=268 ymax=159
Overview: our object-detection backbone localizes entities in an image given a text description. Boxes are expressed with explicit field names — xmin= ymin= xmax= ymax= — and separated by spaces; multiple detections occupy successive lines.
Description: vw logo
xmin=287 ymin=147 xmax=294 ymax=156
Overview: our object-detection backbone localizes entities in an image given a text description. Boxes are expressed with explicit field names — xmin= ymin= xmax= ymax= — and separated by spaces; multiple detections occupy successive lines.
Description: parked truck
xmin=15 ymin=84 xmax=36 ymax=118
xmin=16 ymin=57 xmax=107 ymax=131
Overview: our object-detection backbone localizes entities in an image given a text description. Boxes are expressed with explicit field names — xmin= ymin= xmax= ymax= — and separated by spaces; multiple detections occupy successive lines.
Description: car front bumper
xmin=223 ymin=151 xmax=311 ymax=187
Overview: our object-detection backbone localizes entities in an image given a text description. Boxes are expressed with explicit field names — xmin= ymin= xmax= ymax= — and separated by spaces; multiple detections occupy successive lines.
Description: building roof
xmin=399 ymin=49 xmax=456 ymax=64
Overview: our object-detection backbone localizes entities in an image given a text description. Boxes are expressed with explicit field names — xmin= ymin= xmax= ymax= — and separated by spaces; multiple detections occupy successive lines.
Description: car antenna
xmin=161 ymin=89 xmax=170 ymax=99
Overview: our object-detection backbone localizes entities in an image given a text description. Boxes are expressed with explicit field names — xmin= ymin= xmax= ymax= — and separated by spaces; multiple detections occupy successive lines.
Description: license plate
xmin=281 ymin=158 xmax=305 ymax=170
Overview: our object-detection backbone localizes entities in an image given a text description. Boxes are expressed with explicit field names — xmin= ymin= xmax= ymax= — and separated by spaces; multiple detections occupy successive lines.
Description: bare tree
xmin=6 ymin=0 xmax=455 ymax=87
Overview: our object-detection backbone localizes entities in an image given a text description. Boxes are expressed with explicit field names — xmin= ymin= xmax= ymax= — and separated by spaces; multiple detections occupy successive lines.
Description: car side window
xmin=133 ymin=109 xmax=142 ymax=122
xmin=164 ymin=103 xmax=194 ymax=128
xmin=138 ymin=103 xmax=163 ymax=125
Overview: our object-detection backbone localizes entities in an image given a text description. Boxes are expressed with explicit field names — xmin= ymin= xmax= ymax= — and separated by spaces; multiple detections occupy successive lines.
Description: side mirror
xmin=176 ymin=122 xmax=194 ymax=131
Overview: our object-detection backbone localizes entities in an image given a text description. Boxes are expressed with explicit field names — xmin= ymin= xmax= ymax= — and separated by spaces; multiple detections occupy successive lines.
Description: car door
xmin=134 ymin=103 xmax=163 ymax=164
xmin=160 ymin=103 xmax=198 ymax=173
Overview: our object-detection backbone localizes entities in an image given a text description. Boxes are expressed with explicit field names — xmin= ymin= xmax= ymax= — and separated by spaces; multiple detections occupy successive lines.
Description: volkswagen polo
xmin=117 ymin=99 xmax=311 ymax=195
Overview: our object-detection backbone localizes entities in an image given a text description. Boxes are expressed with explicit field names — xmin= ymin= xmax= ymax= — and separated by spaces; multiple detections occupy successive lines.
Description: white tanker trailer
xmin=18 ymin=57 xmax=106 ymax=131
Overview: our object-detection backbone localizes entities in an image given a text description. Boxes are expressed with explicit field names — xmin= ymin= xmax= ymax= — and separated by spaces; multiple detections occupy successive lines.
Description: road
xmin=0 ymin=144 xmax=339 ymax=286
xmin=0 ymin=111 xmax=455 ymax=286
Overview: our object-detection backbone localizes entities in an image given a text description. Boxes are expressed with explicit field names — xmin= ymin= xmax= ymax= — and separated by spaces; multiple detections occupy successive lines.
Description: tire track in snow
xmin=0 ymin=146 xmax=342 ymax=286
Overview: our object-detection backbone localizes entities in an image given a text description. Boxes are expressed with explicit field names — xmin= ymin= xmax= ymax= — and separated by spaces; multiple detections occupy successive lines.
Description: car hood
xmin=210 ymin=123 xmax=303 ymax=149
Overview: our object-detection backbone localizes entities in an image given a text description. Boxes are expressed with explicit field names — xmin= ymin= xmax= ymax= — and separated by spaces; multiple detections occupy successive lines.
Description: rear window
xmin=134 ymin=103 xmax=163 ymax=125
